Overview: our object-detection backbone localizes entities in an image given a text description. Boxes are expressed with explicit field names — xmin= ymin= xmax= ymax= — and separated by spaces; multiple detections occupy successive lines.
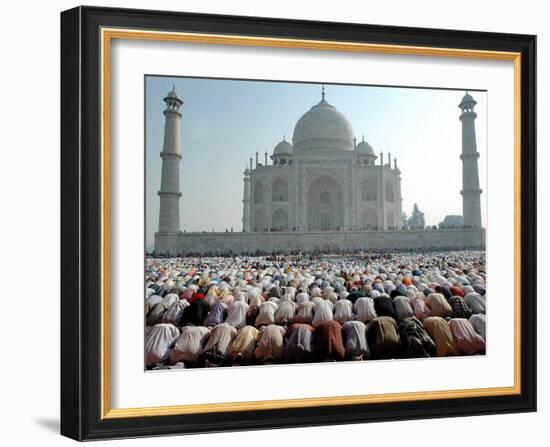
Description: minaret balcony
xmin=158 ymin=190 xmax=182 ymax=197
xmin=460 ymin=188 xmax=483 ymax=195
xmin=460 ymin=152 xmax=480 ymax=160
xmin=159 ymin=151 xmax=182 ymax=159
xmin=459 ymin=111 xmax=477 ymax=120
xmin=163 ymin=109 xmax=182 ymax=117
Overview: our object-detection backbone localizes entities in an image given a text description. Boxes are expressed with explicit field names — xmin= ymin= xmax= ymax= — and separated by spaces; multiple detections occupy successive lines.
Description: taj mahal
xmin=243 ymin=87 xmax=402 ymax=233
xmin=154 ymin=85 xmax=485 ymax=255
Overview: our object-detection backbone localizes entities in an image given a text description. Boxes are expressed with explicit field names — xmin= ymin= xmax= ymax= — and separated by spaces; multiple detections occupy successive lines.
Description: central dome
xmin=292 ymin=97 xmax=355 ymax=152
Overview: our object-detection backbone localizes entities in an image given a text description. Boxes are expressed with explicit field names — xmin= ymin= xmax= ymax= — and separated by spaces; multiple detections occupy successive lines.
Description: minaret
xmin=242 ymin=167 xmax=251 ymax=232
xmin=459 ymin=92 xmax=482 ymax=228
xmin=157 ymin=86 xmax=183 ymax=234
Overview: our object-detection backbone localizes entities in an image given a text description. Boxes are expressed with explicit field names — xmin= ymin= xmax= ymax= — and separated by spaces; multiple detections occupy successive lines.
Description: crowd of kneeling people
xmin=144 ymin=252 xmax=486 ymax=369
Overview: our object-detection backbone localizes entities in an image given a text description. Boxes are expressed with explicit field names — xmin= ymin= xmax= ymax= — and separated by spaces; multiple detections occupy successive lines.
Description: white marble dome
xmin=273 ymin=138 xmax=293 ymax=156
xmin=292 ymin=98 xmax=355 ymax=152
xmin=356 ymin=139 xmax=375 ymax=155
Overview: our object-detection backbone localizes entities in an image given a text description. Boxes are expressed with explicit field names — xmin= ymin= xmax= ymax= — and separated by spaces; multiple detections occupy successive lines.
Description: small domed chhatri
xmin=355 ymin=136 xmax=375 ymax=155
xmin=164 ymin=85 xmax=182 ymax=101
xmin=271 ymin=137 xmax=293 ymax=167
xmin=273 ymin=137 xmax=293 ymax=156
xmin=459 ymin=91 xmax=477 ymax=111
xmin=355 ymin=136 xmax=378 ymax=167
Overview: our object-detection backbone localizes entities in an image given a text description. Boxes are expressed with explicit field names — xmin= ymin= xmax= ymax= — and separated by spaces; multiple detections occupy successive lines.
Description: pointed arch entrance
xmin=307 ymin=175 xmax=344 ymax=231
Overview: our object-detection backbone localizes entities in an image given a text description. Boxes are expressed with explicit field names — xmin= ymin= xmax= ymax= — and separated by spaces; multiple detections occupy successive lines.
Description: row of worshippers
xmin=146 ymin=313 xmax=485 ymax=369
xmin=146 ymin=290 xmax=485 ymax=331
xmin=145 ymin=252 xmax=485 ymax=304
xmin=145 ymin=282 xmax=486 ymax=335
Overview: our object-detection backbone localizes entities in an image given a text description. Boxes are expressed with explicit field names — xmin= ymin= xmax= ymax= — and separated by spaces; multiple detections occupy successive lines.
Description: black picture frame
xmin=61 ymin=5 xmax=536 ymax=441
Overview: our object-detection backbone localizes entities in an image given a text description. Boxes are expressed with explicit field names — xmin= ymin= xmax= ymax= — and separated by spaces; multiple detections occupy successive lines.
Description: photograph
xmin=56 ymin=5 xmax=537 ymax=441
xmin=144 ymin=77 xmax=487 ymax=370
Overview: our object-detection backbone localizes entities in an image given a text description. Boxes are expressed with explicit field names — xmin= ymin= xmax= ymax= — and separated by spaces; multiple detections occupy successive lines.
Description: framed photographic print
xmin=60 ymin=6 xmax=537 ymax=441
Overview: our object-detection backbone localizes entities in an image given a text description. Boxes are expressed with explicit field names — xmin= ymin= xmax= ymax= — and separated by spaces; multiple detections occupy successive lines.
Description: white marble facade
xmin=243 ymin=89 xmax=402 ymax=233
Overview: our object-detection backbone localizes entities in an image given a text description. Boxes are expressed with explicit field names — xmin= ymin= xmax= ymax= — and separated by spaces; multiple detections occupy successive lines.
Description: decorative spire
xmin=321 ymin=84 xmax=325 ymax=101
xmin=283 ymin=135 xmax=286 ymax=142
xmin=362 ymin=134 xmax=365 ymax=142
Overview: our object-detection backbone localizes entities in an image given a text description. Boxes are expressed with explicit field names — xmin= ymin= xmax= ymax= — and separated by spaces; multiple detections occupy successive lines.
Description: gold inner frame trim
xmin=100 ymin=27 xmax=522 ymax=420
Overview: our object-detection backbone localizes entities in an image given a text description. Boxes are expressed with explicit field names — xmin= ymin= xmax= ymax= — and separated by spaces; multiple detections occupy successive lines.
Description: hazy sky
xmin=145 ymin=76 xmax=486 ymax=249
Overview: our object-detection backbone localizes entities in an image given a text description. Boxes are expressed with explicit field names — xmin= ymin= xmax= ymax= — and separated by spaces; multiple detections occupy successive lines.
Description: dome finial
xmin=362 ymin=134 xmax=365 ymax=142
xmin=321 ymin=84 xmax=325 ymax=101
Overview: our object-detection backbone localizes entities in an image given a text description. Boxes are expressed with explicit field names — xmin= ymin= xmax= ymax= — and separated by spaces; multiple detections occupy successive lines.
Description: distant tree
xmin=401 ymin=212 xmax=408 ymax=228
xmin=407 ymin=203 xmax=425 ymax=229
